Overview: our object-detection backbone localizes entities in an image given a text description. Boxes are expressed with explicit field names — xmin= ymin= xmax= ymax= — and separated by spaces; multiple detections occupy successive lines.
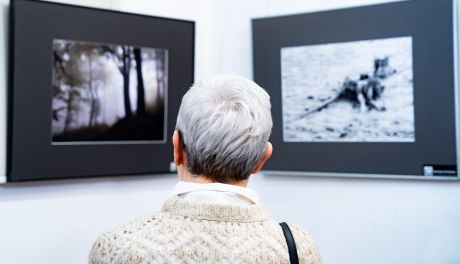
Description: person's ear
xmin=252 ymin=142 xmax=273 ymax=174
xmin=173 ymin=130 xmax=185 ymax=166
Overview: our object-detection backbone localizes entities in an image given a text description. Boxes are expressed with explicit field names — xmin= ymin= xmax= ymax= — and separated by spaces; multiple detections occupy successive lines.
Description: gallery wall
xmin=0 ymin=0 xmax=460 ymax=264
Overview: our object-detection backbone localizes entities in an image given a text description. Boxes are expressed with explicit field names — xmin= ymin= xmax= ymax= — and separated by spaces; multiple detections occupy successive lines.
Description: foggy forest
xmin=51 ymin=39 xmax=167 ymax=143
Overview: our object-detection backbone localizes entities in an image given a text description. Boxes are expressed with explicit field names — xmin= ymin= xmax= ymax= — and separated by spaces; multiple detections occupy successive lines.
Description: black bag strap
xmin=280 ymin=222 xmax=299 ymax=264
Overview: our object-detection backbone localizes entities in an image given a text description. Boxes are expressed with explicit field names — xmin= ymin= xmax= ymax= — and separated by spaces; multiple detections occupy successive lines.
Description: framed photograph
xmin=253 ymin=0 xmax=459 ymax=179
xmin=8 ymin=0 xmax=195 ymax=181
xmin=51 ymin=39 xmax=168 ymax=144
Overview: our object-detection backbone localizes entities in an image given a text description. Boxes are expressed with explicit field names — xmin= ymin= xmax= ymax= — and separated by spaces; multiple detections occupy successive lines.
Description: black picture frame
xmin=252 ymin=0 xmax=459 ymax=179
xmin=8 ymin=0 xmax=195 ymax=181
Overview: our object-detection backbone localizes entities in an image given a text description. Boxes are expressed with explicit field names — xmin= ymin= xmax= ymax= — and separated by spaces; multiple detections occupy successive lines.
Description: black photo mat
xmin=252 ymin=0 xmax=458 ymax=178
xmin=8 ymin=0 xmax=195 ymax=181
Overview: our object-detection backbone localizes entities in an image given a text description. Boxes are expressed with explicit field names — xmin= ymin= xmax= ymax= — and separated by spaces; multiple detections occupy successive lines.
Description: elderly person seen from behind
xmin=89 ymin=75 xmax=322 ymax=263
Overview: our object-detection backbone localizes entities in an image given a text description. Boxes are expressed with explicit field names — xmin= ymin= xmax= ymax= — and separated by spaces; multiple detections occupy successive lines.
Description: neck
xmin=177 ymin=166 xmax=249 ymax=187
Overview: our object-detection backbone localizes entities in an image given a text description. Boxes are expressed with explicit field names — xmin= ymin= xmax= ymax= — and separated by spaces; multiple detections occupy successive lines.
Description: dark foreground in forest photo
xmin=52 ymin=111 xmax=165 ymax=142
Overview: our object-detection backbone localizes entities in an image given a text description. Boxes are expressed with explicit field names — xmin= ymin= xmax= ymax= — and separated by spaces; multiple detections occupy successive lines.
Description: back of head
xmin=176 ymin=74 xmax=272 ymax=183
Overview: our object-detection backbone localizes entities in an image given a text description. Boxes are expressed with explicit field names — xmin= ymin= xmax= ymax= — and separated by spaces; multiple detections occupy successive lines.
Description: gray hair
xmin=176 ymin=74 xmax=272 ymax=183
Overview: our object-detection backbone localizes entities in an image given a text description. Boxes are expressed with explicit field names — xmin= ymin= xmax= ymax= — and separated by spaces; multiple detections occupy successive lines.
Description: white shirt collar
xmin=170 ymin=181 xmax=260 ymax=205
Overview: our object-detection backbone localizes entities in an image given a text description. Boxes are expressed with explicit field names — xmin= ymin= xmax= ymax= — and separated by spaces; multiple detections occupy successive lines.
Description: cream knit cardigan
xmin=89 ymin=196 xmax=322 ymax=264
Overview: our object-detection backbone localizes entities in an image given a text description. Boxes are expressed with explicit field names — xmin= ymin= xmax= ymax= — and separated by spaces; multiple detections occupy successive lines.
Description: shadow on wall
xmin=0 ymin=173 xmax=176 ymax=202
xmin=259 ymin=171 xmax=460 ymax=185
xmin=2 ymin=2 xmax=7 ymax=69
xmin=1 ymin=2 xmax=8 ymax=183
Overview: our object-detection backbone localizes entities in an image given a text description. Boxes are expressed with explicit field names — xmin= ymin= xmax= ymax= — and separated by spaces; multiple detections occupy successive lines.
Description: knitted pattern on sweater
xmin=89 ymin=196 xmax=322 ymax=264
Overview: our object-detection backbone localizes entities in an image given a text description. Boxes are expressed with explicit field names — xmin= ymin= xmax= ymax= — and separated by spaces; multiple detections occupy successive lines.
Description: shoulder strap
xmin=280 ymin=222 xmax=299 ymax=264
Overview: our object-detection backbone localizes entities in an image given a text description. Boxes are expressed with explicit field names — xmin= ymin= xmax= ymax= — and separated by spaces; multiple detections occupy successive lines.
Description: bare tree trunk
xmin=134 ymin=47 xmax=146 ymax=116
xmin=155 ymin=57 xmax=165 ymax=108
xmin=64 ymin=88 xmax=74 ymax=132
xmin=88 ymin=59 xmax=96 ymax=127
xmin=122 ymin=46 xmax=133 ymax=118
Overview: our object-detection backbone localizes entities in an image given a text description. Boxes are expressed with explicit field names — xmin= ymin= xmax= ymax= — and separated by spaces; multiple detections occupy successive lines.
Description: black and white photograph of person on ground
xmin=52 ymin=39 xmax=167 ymax=143
xmin=281 ymin=36 xmax=414 ymax=142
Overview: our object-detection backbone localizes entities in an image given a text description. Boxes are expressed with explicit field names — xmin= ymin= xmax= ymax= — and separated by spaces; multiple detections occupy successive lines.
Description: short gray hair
xmin=176 ymin=74 xmax=272 ymax=182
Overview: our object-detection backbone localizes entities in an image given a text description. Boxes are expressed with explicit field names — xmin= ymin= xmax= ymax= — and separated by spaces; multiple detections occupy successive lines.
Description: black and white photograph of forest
xmin=52 ymin=39 xmax=167 ymax=143
xmin=281 ymin=36 xmax=414 ymax=142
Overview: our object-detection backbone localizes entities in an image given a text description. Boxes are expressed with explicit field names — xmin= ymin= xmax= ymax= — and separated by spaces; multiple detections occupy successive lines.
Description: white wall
xmin=0 ymin=0 xmax=460 ymax=264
